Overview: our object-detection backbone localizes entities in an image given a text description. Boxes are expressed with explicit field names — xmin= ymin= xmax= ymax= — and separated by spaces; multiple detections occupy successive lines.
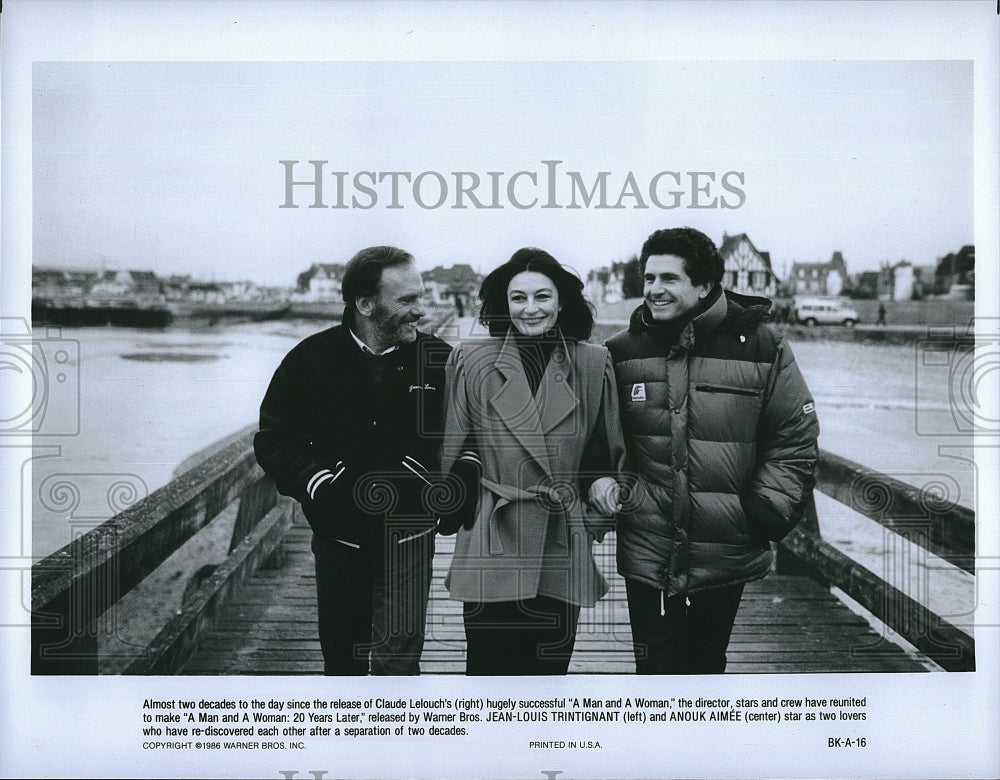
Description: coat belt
xmin=479 ymin=477 xmax=571 ymax=556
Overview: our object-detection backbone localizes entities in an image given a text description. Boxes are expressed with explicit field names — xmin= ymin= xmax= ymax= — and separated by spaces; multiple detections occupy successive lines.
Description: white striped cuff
xmin=307 ymin=461 xmax=345 ymax=500
xmin=401 ymin=455 xmax=432 ymax=485
xmin=457 ymin=450 xmax=481 ymax=467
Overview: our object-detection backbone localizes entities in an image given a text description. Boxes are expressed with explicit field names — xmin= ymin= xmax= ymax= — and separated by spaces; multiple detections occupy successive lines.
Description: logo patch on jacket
xmin=631 ymin=383 xmax=647 ymax=402
xmin=803 ymin=401 xmax=815 ymax=414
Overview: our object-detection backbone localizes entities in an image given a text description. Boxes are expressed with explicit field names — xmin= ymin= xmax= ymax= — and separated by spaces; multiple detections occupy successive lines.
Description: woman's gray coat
xmin=441 ymin=331 xmax=626 ymax=607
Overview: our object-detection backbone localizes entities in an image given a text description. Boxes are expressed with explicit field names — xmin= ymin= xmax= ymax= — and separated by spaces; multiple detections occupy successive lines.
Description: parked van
xmin=793 ymin=297 xmax=860 ymax=327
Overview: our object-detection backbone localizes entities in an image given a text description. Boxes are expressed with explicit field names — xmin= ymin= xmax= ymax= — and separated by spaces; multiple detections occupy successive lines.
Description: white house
xmin=718 ymin=233 xmax=779 ymax=297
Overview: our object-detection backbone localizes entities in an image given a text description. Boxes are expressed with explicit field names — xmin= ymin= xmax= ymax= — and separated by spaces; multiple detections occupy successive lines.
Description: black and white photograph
xmin=2 ymin=1 xmax=998 ymax=778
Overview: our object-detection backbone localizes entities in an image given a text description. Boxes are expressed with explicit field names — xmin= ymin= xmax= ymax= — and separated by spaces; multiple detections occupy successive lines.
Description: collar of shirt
xmin=349 ymin=328 xmax=400 ymax=356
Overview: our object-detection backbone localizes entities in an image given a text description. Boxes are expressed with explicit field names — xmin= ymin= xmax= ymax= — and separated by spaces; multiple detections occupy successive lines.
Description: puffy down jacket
xmin=605 ymin=289 xmax=819 ymax=596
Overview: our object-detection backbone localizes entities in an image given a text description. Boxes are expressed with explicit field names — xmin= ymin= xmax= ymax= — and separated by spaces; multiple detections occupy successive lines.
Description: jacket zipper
xmin=694 ymin=384 xmax=760 ymax=397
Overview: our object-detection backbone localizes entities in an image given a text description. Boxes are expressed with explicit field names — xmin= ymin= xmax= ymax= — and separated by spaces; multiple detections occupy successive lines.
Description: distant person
xmin=254 ymin=246 xmax=452 ymax=675
xmin=605 ymin=227 xmax=820 ymax=674
xmin=440 ymin=247 xmax=626 ymax=675
xmin=877 ymin=302 xmax=887 ymax=326
xmin=454 ymin=292 xmax=465 ymax=318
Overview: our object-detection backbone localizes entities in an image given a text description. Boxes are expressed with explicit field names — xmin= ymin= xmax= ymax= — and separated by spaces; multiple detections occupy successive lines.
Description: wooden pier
xmin=178 ymin=518 xmax=933 ymax=675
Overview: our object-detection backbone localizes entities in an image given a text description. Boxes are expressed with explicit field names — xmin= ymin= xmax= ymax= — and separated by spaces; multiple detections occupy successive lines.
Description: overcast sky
xmin=32 ymin=59 xmax=972 ymax=287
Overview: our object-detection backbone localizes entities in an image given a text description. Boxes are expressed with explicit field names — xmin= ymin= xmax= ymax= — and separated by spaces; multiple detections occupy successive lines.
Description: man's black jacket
xmin=254 ymin=324 xmax=452 ymax=544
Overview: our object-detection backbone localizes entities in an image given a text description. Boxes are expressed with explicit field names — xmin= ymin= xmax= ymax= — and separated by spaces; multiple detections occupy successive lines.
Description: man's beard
xmin=372 ymin=309 xmax=418 ymax=345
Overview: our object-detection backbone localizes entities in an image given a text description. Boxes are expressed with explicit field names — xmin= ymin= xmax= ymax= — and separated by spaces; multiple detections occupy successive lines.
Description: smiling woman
xmin=476 ymin=248 xmax=595 ymax=341
xmin=439 ymin=247 xmax=627 ymax=676
xmin=506 ymin=270 xmax=561 ymax=337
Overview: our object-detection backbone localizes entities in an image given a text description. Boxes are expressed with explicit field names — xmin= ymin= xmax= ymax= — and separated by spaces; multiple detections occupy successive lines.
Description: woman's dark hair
xmin=478 ymin=247 xmax=595 ymax=340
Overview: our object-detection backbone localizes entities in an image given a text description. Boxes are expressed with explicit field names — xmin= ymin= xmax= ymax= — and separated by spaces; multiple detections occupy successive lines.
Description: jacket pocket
xmin=695 ymin=383 xmax=761 ymax=397
xmin=692 ymin=384 xmax=764 ymax=441
xmin=740 ymin=490 xmax=799 ymax=542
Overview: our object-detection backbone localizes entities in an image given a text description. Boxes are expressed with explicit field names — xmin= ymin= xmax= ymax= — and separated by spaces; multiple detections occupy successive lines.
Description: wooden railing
xmin=31 ymin=429 xmax=292 ymax=674
xmin=775 ymin=449 xmax=976 ymax=672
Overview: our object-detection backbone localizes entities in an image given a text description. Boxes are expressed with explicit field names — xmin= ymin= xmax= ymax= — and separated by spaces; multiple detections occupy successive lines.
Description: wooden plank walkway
xmin=181 ymin=512 xmax=932 ymax=675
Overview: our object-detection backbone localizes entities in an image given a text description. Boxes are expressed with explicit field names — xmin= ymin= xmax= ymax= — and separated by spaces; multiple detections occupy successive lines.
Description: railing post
xmin=262 ymin=539 xmax=287 ymax=570
xmin=31 ymin=590 xmax=98 ymax=675
xmin=229 ymin=471 xmax=277 ymax=553
xmin=230 ymin=471 xmax=283 ymax=569
xmin=32 ymin=522 xmax=119 ymax=674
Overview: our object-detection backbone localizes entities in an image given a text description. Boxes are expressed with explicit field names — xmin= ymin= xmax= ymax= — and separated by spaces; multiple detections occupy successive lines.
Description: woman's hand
xmin=587 ymin=476 xmax=621 ymax=516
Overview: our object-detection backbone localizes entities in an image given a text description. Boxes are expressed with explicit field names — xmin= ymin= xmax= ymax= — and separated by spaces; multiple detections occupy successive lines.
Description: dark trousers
xmin=625 ymin=579 xmax=745 ymax=674
xmin=463 ymin=596 xmax=580 ymax=676
xmin=312 ymin=530 xmax=434 ymax=675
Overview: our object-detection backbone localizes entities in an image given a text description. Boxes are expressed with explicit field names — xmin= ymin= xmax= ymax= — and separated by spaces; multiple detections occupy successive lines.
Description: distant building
xmin=162 ymin=274 xmax=192 ymax=301
xmin=186 ymin=281 xmax=226 ymax=304
xmin=718 ymin=233 xmax=779 ymax=297
xmin=292 ymin=261 xmax=482 ymax=306
xmin=585 ymin=266 xmax=625 ymax=304
xmin=220 ymin=280 xmax=261 ymax=301
xmin=910 ymin=265 xmax=937 ymax=300
xmin=892 ymin=261 xmax=915 ymax=301
xmin=33 ymin=266 xmax=170 ymax=301
xmin=32 ymin=268 xmax=94 ymax=299
xmin=88 ymin=269 xmax=163 ymax=299
xmin=853 ymin=260 xmax=938 ymax=301
xmin=295 ymin=263 xmax=345 ymax=302
xmin=852 ymin=267 xmax=893 ymax=300
xmin=64 ymin=269 xmax=99 ymax=293
xmin=789 ymin=251 xmax=849 ymax=297
xmin=421 ymin=263 xmax=482 ymax=307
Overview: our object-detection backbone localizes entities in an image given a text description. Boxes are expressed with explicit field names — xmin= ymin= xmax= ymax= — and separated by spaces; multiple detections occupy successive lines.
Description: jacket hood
xmin=721 ymin=289 xmax=772 ymax=331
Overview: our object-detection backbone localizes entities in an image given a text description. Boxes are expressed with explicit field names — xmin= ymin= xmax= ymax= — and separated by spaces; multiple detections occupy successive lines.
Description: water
xmin=29 ymin=320 xmax=326 ymax=558
xmin=791 ymin=339 xmax=976 ymax=509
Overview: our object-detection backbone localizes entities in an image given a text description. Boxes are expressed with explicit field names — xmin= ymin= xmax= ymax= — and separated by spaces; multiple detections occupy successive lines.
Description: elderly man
xmin=254 ymin=246 xmax=452 ymax=674
xmin=606 ymin=227 xmax=820 ymax=674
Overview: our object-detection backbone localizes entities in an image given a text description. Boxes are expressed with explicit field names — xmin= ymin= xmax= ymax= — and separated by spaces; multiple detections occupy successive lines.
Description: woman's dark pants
xmin=463 ymin=596 xmax=580 ymax=675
